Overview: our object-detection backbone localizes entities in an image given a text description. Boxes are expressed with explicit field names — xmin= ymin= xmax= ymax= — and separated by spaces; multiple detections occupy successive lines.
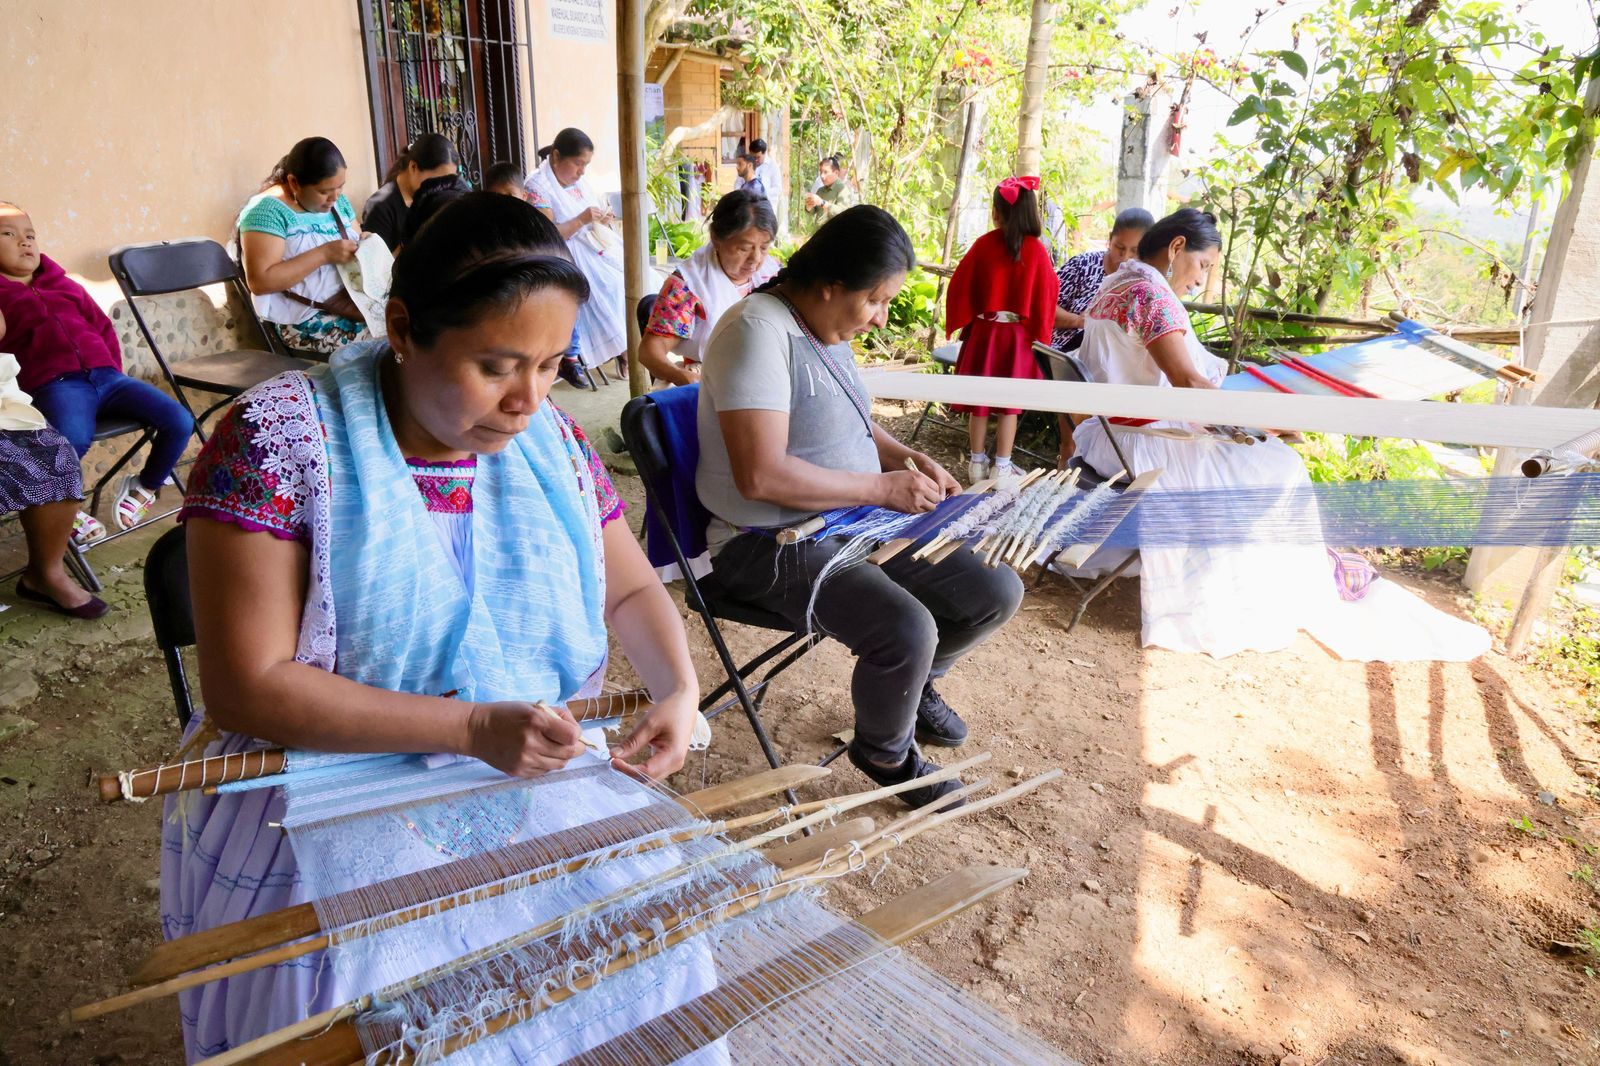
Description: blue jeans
xmin=31 ymin=368 xmax=195 ymax=490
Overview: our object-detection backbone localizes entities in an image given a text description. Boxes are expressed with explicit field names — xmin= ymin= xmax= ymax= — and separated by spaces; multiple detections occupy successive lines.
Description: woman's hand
xmin=878 ymin=468 xmax=943 ymax=513
xmin=465 ymin=701 xmax=588 ymax=777
xmin=609 ymin=688 xmax=697 ymax=781
xmin=322 ymin=239 xmax=360 ymax=266
xmin=907 ymin=452 xmax=961 ymax=498
xmin=1055 ymin=308 xmax=1084 ymax=330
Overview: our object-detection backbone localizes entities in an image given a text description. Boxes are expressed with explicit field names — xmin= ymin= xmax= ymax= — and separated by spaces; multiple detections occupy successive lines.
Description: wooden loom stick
xmin=127 ymin=764 xmax=829 ymax=989
xmin=102 ymin=756 xmax=987 ymax=1009
xmin=381 ymin=772 xmax=1056 ymax=1065
xmin=561 ymin=865 xmax=1028 ymax=1066
xmin=864 ymin=457 xmax=955 ymax=565
xmin=205 ymin=772 xmax=1011 ymax=1066
xmin=863 ymin=369 xmax=1600 ymax=451
xmin=95 ymin=689 xmax=652 ymax=803
xmin=236 ymin=771 xmax=1045 ymax=1066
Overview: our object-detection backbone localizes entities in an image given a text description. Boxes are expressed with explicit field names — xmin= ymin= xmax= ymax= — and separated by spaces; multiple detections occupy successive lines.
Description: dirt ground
xmin=2 ymin=395 xmax=1599 ymax=1065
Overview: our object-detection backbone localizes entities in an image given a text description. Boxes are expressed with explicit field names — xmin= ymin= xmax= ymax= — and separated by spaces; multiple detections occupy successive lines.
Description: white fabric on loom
xmin=284 ymin=756 xmax=725 ymax=1064
xmin=1073 ymin=261 xmax=1489 ymax=662
xmin=527 ymin=160 xmax=628 ymax=367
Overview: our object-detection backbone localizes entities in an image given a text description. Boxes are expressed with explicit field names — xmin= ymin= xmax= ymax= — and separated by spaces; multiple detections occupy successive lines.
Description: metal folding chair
xmin=1030 ymin=341 xmax=1138 ymax=630
xmin=143 ymin=525 xmax=197 ymax=730
xmin=109 ymin=239 xmax=313 ymax=437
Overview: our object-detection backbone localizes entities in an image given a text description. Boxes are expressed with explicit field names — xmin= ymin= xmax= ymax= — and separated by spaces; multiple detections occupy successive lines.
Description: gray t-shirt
xmin=696 ymin=292 xmax=880 ymax=534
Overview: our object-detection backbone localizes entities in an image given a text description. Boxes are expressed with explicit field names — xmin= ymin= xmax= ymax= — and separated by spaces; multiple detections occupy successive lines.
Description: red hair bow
xmin=996 ymin=175 xmax=1041 ymax=204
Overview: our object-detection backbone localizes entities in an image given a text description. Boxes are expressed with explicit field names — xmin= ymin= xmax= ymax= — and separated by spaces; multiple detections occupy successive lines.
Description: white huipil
xmin=1073 ymin=260 xmax=1489 ymax=662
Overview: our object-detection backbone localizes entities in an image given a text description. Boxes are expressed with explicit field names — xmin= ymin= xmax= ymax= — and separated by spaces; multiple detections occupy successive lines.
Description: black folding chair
xmin=620 ymin=393 xmax=823 ymax=774
xmin=144 ymin=525 xmax=197 ymax=730
xmin=1030 ymin=342 xmax=1138 ymax=630
xmin=86 ymin=413 xmax=186 ymax=517
xmin=109 ymin=239 xmax=313 ymax=437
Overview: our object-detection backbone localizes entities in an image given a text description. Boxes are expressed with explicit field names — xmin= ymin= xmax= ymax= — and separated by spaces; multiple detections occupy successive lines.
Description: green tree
xmin=1187 ymin=0 xmax=1598 ymax=354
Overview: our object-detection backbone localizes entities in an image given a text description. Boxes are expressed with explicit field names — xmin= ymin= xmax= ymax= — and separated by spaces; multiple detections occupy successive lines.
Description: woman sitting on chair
xmin=237 ymin=136 xmax=371 ymax=356
xmin=638 ymin=189 xmax=779 ymax=387
xmin=1072 ymin=207 xmax=1488 ymax=662
xmin=1 ymin=354 xmax=108 ymax=618
xmin=697 ymin=205 xmax=1023 ymax=809
xmin=166 ymin=193 xmax=701 ymax=1058
xmin=524 ymin=127 xmax=629 ymax=379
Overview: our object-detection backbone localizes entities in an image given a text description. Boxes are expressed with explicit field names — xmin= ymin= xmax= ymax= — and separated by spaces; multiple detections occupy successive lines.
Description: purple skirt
xmin=0 ymin=427 xmax=82 ymax=515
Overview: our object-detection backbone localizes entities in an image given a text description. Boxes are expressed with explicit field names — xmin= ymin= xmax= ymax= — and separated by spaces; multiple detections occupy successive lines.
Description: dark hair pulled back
xmin=483 ymin=161 xmax=527 ymax=191
xmin=757 ymin=204 xmax=914 ymax=295
xmin=391 ymin=192 xmax=590 ymax=348
xmin=537 ymin=127 xmax=595 ymax=162
xmin=992 ymin=185 xmax=1043 ymax=261
xmin=1137 ymin=207 xmax=1222 ymax=260
xmin=262 ymin=137 xmax=347 ymax=191
xmin=708 ymin=188 xmax=777 ymax=242
xmin=383 ymin=132 xmax=460 ymax=184
xmin=1110 ymin=207 xmax=1155 ymax=236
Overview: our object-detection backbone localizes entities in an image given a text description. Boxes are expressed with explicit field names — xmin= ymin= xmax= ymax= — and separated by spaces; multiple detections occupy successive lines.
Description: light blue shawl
xmin=314 ymin=341 xmax=607 ymax=703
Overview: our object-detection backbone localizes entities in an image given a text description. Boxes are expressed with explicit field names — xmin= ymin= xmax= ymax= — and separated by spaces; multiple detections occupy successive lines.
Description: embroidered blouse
xmin=1083 ymin=276 xmax=1189 ymax=346
xmin=1051 ymin=249 xmax=1106 ymax=350
xmin=644 ymin=261 xmax=778 ymax=346
xmin=181 ymin=376 xmax=624 ymax=546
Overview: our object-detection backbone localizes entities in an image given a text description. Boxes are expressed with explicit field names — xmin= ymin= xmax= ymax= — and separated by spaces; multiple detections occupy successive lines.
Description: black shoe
xmin=915 ymin=683 xmax=969 ymax=748
xmin=847 ymin=742 xmax=965 ymax=810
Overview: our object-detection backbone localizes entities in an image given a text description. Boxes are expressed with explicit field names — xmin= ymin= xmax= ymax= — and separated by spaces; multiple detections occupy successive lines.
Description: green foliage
xmin=1579 ymin=927 xmax=1600 ymax=977
xmin=1296 ymin=432 xmax=1445 ymax=484
xmin=678 ymin=0 xmax=1139 ymax=252
xmin=1510 ymin=813 xmax=1543 ymax=837
xmin=1533 ymin=604 xmax=1600 ymax=698
xmin=648 ymin=218 xmax=707 ymax=259
xmin=888 ymin=269 xmax=939 ymax=333
xmin=1192 ymin=0 xmax=1599 ymax=325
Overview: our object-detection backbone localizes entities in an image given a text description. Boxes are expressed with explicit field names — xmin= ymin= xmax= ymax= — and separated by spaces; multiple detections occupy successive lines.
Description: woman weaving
xmin=1072 ymin=208 xmax=1488 ymax=661
xmin=165 ymin=193 xmax=703 ymax=1058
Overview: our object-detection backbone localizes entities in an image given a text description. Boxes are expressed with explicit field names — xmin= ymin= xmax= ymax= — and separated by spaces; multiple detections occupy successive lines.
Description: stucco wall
xmin=528 ymin=8 xmax=622 ymax=194
xmin=4 ymin=1 xmax=378 ymax=283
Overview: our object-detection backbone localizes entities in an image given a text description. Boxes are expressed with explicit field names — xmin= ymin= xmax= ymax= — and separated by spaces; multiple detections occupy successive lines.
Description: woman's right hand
xmin=465 ymin=701 xmax=588 ymax=777
xmin=323 ymin=239 xmax=360 ymax=266
xmin=878 ymin=469 xmax=943 ymax=514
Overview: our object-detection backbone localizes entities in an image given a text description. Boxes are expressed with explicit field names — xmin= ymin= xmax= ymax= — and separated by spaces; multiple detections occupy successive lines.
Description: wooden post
xmin=1471 ymin=72 xmax=1600 ymax=647
xmin=1015 ymin=0 xmax=1055 ymax=176
xmin=617 ymin=0 xmax=652 ymax=396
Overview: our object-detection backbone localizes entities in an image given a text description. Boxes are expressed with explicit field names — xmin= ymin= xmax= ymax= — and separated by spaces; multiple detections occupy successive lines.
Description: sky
xmin=1075 ymin=0 xmax=1600 ymax=234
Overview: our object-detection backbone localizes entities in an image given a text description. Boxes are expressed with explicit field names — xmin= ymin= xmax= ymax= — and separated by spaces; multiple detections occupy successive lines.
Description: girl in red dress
xmin=943 ymin=177 xmax=1058 ymax=482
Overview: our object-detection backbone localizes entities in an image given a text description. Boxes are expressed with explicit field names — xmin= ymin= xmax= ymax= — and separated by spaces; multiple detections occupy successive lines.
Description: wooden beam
xmin=863 ymin=370 xmax=1600 ymax=450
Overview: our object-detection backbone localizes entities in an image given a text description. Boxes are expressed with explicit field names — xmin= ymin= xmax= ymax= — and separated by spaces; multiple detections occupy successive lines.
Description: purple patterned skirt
xmin=0 ymin=427 xmax=82 ymax=515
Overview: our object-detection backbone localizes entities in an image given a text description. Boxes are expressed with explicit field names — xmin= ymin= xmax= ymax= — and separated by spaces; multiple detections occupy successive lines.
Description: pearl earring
xmin=393 ymin=349 xmax=405 ymax=366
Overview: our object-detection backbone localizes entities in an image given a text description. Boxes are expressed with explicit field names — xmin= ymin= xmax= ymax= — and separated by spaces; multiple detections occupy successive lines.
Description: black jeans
xmin=710 ymin=532 xmax=1024 ymax=765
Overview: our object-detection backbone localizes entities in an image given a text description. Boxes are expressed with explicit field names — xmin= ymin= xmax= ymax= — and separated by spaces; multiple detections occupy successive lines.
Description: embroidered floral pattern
xmin=406 ymin=458 xmax=476 ymax=514
xmin=645 ymin=272 xmax=701 ymax=340
xmin=182 ymin=373 xmax=324 ymax=543
xmin=551 ymin=406 xmax=624 ymax=525
xmin=1052 ymin=249 xmax=1106 ymax=349
xmin=1085 ymin=278 xmax=1188 ymax=345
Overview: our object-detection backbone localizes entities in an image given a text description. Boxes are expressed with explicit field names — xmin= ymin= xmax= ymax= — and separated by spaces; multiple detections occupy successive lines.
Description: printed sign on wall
xmin=549 ymin=0 xmax=608 ymax=41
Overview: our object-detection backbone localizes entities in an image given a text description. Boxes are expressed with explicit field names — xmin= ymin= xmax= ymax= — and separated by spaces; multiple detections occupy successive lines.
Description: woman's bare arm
xmin=599 ymin=520 xmax=698 ymax=779
xmin=240 ymin=231 xmax=355 ymax=297
xmin=637 ymin=331 xmax=698 ymax=387
xmin=187 ymin=518 xmax=584 ymax=775
xmin=1146 ymin=331 xmax=1216 ymax=390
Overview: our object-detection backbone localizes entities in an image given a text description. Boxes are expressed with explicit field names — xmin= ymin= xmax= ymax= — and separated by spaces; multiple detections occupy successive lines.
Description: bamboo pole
xmin=617 ymin=0 xmax=652 ymax=396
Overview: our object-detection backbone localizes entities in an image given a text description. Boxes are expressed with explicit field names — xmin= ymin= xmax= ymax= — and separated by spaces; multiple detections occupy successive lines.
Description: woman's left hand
xmin=609 ymin=688 xmax=697 ymax=781
xmin=909 ymin=453 xmax=961 ymax=498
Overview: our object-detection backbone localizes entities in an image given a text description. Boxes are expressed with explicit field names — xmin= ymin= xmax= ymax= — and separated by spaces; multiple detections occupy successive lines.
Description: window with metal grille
xmin=358 ymin=0 xmax=535 ymax=189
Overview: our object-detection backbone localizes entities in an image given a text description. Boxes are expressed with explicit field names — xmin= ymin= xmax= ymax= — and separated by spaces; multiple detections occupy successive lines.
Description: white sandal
xmin=113 ymin=475 xmax=157 ymax=531
xmin=71 ymin=511 xmax=108 ymax=548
